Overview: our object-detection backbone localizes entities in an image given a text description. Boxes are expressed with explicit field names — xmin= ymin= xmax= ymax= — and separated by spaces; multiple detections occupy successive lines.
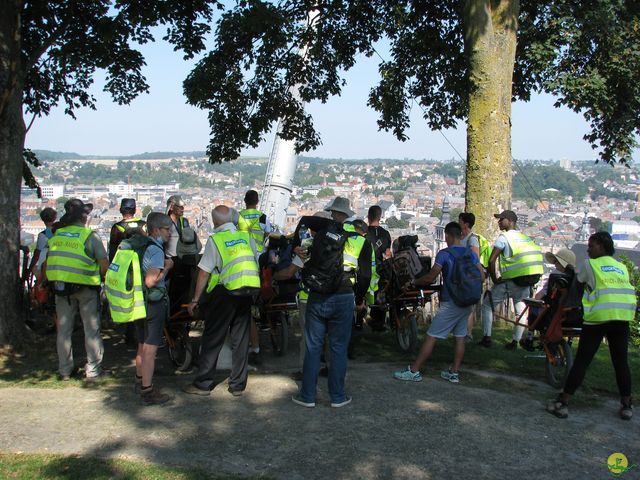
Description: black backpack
xmin=445 ymin=247 xmax=483 ymax=307
xmin=301 ymin=221 xmax=348 ymax=294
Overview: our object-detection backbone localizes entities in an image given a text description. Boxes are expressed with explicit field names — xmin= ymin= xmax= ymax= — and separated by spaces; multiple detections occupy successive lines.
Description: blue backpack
xmin=445 ymin=247 xmax=482 ymax=307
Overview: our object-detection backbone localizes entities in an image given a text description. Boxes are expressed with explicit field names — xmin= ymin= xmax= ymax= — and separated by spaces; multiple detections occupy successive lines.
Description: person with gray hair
xmin=134 ymin=212 xmax=173 ymax=405
xmin=183 ymin=205 xmax=260 ymax=397
xmin=211 ymin=205 xmax=233 ymax=225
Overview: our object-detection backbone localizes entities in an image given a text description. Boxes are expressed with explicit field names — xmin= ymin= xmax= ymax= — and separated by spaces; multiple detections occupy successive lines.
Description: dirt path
xmin=0 ymin=359 xmax=637 ymax=480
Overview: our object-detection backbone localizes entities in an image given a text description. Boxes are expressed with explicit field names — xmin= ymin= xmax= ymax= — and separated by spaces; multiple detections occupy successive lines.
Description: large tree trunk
xmin=0 ymin=1 xmax=28 ymax=347
xmin=463 ymin=0 xmax=519 ymax=238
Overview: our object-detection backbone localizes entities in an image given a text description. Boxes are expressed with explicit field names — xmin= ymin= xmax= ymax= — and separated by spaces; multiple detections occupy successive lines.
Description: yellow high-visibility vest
xmin=47 ymin=225 xmax=101 ymax=286
xmin=582 ymin=256 xmax=637 ymax=323
xmin=115 ymin=218 xmax=145 ymax=233
xmin=238 ymin=208 xmax=266 ymax=253
xmin=366 ymin=246 xmax=379 ymax=305
xmin=105 ymin=249 xmax=146 ymax=323
xmin=499 ymin=230 xmax=544 ymax=280
xmin=343 ymin=223 xmax=366 ymax=287
xmin=206 ymin=230 xmax=260 ymax=292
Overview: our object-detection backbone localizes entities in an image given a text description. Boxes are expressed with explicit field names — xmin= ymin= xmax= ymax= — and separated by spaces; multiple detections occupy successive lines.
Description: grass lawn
xmin=356 ymin=321 xmax=640 ymax=398
xmin=0 ymin=453 xmax=269 ymax=480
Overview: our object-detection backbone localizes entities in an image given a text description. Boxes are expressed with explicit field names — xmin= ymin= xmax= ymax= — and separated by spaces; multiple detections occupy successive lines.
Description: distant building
xmin=108 ymin=182 xmax=134 ymax=196
xmin=378 ymin=200 xmax=399 ymax=221
xmin=610 ymin=221 xmax=640 ymax=249
xmin=559 ymin=158 xmax=572 ymax=170
xmin=40 ymin=184 xmax=64 ymax=200
xmin=433 ymin=197 xmax=450 ymax=255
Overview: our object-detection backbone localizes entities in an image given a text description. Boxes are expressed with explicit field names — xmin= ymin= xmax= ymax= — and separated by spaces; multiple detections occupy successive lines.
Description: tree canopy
xmin=184 ymin=1 xmax=640 ymax=165
xmin=20 ymin=1 xmax=220 ymax=117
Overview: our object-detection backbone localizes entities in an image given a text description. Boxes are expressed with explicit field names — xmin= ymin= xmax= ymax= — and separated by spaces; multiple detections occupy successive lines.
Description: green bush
xmin=620 ymin=255 xmax=640 ymax=347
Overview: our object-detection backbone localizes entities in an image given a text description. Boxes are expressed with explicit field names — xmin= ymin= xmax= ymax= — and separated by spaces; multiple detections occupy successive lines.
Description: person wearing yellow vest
xmin=238 ymin=189 xmax=271 ymax=254
xmin=29 ymin=206 xmax=57 ymax=279
xmin=349 ymin=219 xmax=376 ymax=359
xmin=239 ymin=190 xmax=273 ymax=366
xmin=353 ymin=220 xmax=379 ymax=307
xmin=479 ymin=210 xmax=544 ymax=349
xmin=43 ymin=199 xmax=109 ymax=381
xmin=108 ymin=198 xmax=146 ymax=347
xmin=183 ymin=205 xmax=260 ymax=397
xmin=108 ymin=198 xmax=147 ymax=262
xmin=547 ymin=232 xmax=635 ymax=420
xmin=365 ymin=205 xmax=392 ymax=332
xmin=132 ymin=212 xmax=174 ymax=406
xmin=292 ymin=197 xmax=372 ymax=409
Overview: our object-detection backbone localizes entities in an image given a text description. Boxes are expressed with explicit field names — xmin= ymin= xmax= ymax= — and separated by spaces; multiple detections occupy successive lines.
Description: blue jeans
xmin=299 ymin=292 xmax=354 ymax=403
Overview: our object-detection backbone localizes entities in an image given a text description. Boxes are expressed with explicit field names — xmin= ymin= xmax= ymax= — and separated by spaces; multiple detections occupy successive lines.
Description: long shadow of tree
xmin=3 ymin=321 xmax=639 ymax=479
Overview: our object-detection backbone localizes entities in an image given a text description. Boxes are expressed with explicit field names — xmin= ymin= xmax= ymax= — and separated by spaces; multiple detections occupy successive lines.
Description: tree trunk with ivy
xmin=463 ymin=0 xmax=519 ymax=239
xmin=0 ymin=2 xmax=28 ymax=347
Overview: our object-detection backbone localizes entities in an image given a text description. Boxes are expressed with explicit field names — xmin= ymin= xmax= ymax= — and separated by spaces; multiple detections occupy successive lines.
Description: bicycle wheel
xmin=545 ymin=339 xmax=573 ymax=389
xmin=167 ymin=324 xmax=193 ymax=371
xmin=396 ymin=310 xmax=419 ymax=353
xmin=269 ymin=312 xmax=289 ymax=357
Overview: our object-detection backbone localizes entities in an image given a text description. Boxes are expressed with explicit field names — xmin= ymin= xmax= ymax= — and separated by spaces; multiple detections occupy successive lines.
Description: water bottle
xmin=299 ymin=227 xmax=313 ymax=260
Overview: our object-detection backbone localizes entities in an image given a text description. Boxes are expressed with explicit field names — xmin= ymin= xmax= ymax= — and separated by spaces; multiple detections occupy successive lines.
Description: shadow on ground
xmin=1 ymin=317 xmax=638 ymax=479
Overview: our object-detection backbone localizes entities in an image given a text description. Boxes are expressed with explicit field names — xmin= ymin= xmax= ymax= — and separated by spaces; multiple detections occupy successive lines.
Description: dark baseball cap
xmin=494 ymin=210 xmax=518 ymax=222
xmin=120 ymin=198 xmax=136 ymax=210
xmin=64 ymin=198 xmax=93 ymax=215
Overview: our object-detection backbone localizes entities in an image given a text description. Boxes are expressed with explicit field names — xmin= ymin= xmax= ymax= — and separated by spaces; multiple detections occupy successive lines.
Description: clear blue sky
xmin=26 ymin=33 xmax=610 ymax=162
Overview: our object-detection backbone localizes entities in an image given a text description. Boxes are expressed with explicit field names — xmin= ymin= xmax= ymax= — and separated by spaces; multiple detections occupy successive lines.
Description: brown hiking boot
xmin=140 ymin=386 xmax=170 ymax=406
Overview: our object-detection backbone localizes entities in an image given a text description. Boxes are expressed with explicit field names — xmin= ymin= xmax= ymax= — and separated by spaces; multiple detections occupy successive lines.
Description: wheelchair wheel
xmin=167 ymin=324 xmax=193 ymax=371
xmin=395 ymin=310 xmax=419 ymax=353
xmin=545 ymin=339 xmax=573 ymax=389
xmin=269 ymin=312 xmax=289 ymax=357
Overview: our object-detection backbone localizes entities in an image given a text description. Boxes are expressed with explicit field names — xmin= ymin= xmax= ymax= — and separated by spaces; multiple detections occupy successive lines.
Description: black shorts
xmin=135 ymin=300 xmax=166 ymax=346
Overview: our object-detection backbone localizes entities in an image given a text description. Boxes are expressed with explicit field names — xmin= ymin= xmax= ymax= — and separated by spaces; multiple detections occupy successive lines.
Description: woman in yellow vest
xmin=547 ymin=232 xmax=636 ymax=420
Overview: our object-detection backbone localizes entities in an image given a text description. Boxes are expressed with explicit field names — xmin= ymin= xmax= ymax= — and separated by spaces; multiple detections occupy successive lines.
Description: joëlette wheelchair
xmin=496 ymin=272 xmax=583 ymax=388
xmin=371 ymin=253 xmax=440 ymax=353
xmin=254 ymin=234 xmax=299 ymax=357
